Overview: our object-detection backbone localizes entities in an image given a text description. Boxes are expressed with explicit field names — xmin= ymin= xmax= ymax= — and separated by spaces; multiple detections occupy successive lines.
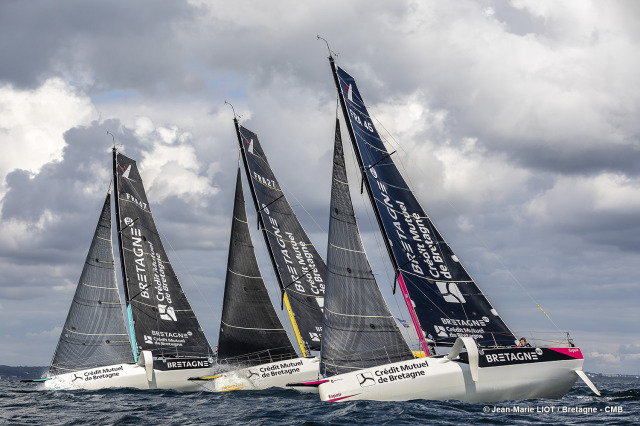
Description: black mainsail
xmin=113 ymin=149 xmax=212 ymax=358
xmin=321 ymin=119 xmax=414 ymax=377
xmin=217 ymin=169 xmax=298 ymax=363
xmin=49 ymin=193 xmax=134 ymax=375
xmin=233 ymin=119 xmax=325 ymax=354
xmin=329 ymin=58 xmax=516 ymax=349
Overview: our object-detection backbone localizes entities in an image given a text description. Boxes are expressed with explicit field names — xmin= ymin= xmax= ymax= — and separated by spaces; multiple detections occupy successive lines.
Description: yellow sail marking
xmin=283 ymin=292 xmax=307 ymax=357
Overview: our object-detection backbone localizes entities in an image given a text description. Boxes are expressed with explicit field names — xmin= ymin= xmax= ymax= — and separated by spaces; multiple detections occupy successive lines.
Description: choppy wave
xmin=1 ymin=376 xmax=637 ymax=425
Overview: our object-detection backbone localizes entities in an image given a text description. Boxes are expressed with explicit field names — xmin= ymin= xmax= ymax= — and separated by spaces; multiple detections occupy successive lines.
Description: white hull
xmin=44 ymin=363 xmax=149 ymax=390
xmin=196 ymin=357 xmax=320 ymax=392
xmin=44 ymin=353 xmax=214 ymax=391
xmin=318 ymin=338 xmax=587 ymax=402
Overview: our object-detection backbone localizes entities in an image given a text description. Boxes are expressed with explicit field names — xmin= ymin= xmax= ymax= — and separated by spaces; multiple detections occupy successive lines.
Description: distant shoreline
xmin=0 ymin=365 xmax=47 ymax=380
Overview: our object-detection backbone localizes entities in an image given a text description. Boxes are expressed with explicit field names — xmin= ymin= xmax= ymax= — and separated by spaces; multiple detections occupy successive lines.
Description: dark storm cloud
xmin=1 ymin=0 xmax=638 ymax=374
xmin=0 ymin=0 xmax=198 ymax=91
xmin=0 ymin=117 xmax=228 ymax=309
xmin=504 ymin=142 xmax=640 ymax=177
xmin=0 ymin=120 xmax=130 ymax=260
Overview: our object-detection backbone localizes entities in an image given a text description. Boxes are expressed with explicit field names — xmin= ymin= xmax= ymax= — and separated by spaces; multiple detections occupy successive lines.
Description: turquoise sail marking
xmin=127 ymin=303 xmax=138 ymax=362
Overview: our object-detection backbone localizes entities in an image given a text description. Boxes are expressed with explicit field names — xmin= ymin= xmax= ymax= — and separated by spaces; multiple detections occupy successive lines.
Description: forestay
xmin=217 ymin=169 xmax=298 ymax=364
xmin=113 ymin=150 xmax=212 ymax=357
xmin=234 ymin=121 xmax=325 ymax=353
xmin=331 ymin=62 xmax=515 ymax=347
xmin=49 ymin=194 xmax=134 ymax=375
xmin=321 ymin=119 xmax=414 ymax=377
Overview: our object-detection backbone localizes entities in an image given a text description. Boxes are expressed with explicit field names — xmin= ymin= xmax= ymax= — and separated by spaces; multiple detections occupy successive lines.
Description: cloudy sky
xmin=1 ymin=0 xmax=638 ymax=375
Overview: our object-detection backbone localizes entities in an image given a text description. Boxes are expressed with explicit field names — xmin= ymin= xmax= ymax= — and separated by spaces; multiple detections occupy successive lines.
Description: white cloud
xmin=1 ymin=0 xmax=639 ymax=374
xmin=526 ymin=173 xmax=640 ymax=227
xmin=435 ymin=138 xmax=531 ymax=208
xmin=588 ymin=346 xmax=640 ymax=373
xmin=0 ymin=209 xmax=57 ymax=253
xmin=0 ymin=78 xmax=97 ymax=201
xmin=52 ymin=278 xmax=76 ymax=293
xmin=589 ymin=351 xmax=621 ymax=364
xmin=134 ymin=119 xmax=219 ymax=204
xmin=26 ymin=326 xmax=62 ymax=340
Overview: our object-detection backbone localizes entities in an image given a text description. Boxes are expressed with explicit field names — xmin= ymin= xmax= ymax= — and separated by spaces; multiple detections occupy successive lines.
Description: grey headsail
xmin=321 ymin=119 xmax=414 ymax=377
xmin=330 ymin=58 xmax=516 ymax=349
xmin=49 ymin=193 xmax=134 ymax=375
xmin=113 ymin=149 xmax=212 ymax=358
xmin=233 ymin=119 xmax=325 ymax=354
xmin=217 ymin=168 xmax=298 ymax=364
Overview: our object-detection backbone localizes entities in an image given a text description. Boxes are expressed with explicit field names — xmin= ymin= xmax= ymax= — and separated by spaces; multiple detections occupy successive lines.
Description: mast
xmin=321 ymin=118 xmax=414 ymax=376
xmin=112 ymin=147 xmax=138 ymax=360
xmin=49 ymin=192 xmax=134 ymax=375
xmin=232 ymin=118 xmax=325 ymax=356
xmin=232 ymin=118 xmax=306 ymax=356
xmin=328 ymin=56 xmax=516 ymax=351
xmin=217 ymin=168 xmax=298 ymax=363
xmin=113 ymin=148 xmax=212 ymax=358
xmin=327 ymin=56 xmax=429 ymax=355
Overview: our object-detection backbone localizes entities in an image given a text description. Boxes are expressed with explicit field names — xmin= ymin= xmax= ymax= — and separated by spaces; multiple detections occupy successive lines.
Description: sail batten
xmin=49 ymin=193 xmax=134 ymax=375
xmin=216 ymin=169 xmax=298 ymax=363
xmin=113 ymin=149 xmax=212 ymax=358
xmin=233 ymin=120 xmax=325 ymax=354
xmin=331 ymin=59 xmax=516 ymax=348
xmin=320 ymin=118 xmax=414 ymax=377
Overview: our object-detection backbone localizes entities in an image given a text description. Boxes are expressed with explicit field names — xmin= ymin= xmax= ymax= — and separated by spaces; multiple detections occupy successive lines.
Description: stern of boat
xmin=318 ymin=337 xmax=596 ymax=402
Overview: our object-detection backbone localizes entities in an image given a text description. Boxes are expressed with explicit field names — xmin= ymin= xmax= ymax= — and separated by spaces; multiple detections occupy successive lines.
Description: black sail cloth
xmin=49 ymin=194 xmax=134 ymax=375
xmin=113 ymin=149 xmax=212 ymax=358
xmin=234 ymin=121 xmax=325 ymax=353
xmin=321 ymin=119 xmax=414 ymax=377
xmin=217 ymin=169 xmax=298 ymax=364
xmin=331 ymin=61 xmax=515 ymax=347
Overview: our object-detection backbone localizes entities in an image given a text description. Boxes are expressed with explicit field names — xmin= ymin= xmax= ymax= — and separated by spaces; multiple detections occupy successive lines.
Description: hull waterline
xmin=318 ymin=339 xmax=588 ymax=402
xmin=44 ymin=354 xmax=215 ymax=391
xmin=194 ymin=357 xmax=320 ymax=392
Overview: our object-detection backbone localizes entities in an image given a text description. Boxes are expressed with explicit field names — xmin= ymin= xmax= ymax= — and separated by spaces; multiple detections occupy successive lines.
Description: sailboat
xmin=191 ymin=168 xmax=319 ymax=391
xmin=314 ymin=52 xmax=600 ymax=402
xmin=32 ymin=147 xmax=214 ymax=391
xmin=190 ymin=119 xmax=326 ymax=391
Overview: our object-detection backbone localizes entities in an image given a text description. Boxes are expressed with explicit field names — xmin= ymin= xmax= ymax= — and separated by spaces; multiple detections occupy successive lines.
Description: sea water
xmin=1 ymin=375 xmax=637 ymax=425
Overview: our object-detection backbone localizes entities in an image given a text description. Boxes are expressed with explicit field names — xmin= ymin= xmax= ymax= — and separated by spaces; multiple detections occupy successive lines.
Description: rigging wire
xmin=112 ymin=144 xmax=215 ymax=356
xmin=339 ymin=113 xmax=420 ymax=350
xmin=161 ymin=233 xmax=217 ymax=347
xmin=245 ymin=180 xmax=300 ymax=351
xmin=361 ymin=91 xmax=561 ymax=332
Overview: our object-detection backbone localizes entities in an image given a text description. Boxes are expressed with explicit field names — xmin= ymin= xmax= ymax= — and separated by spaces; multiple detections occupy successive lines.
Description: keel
xmin=575 ymin=370 xmax=601 ymax=396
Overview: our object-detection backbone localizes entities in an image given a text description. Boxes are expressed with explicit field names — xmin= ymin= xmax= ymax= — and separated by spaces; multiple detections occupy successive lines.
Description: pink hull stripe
xmin=548 ymin=347 xmax=584 ymax=359
xmin=328 ymin=393 xmax=359 ymax=402
xmin=398 ymin=273 xmax=429 ymax=356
